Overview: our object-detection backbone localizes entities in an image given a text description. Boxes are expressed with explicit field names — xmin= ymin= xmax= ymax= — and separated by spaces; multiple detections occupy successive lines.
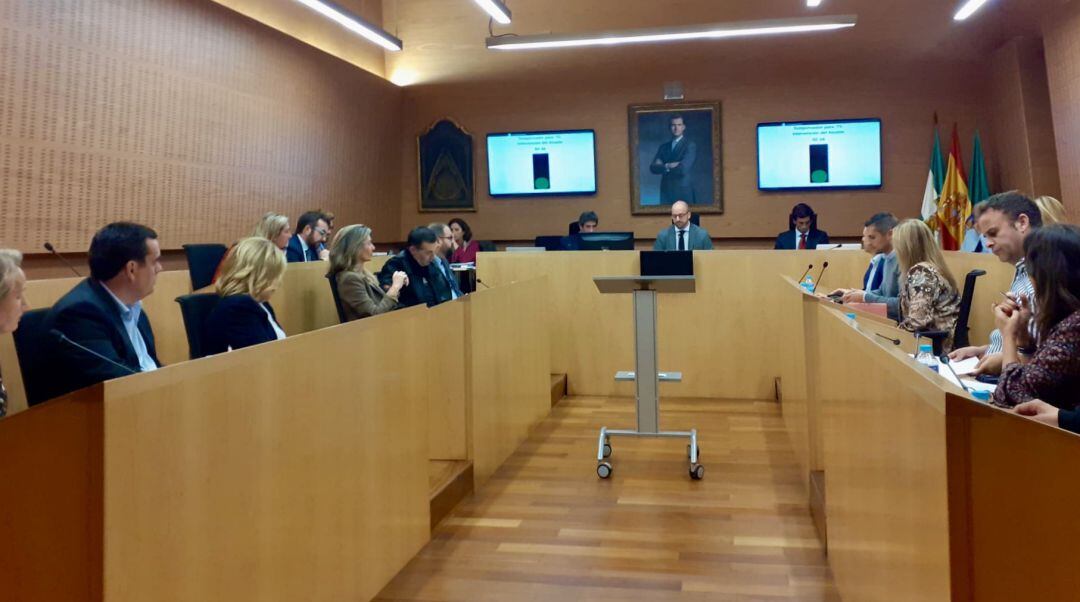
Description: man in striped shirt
xmin=949 ymin=192 xmax=1043 ymax=375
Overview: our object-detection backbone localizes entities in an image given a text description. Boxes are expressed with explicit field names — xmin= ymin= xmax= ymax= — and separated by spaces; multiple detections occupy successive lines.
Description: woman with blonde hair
xmin=328 ymin=225 xmax=407 ymax=320
xmin=1034 ymin=196 xmax=1066 ymax=226
xmin=0 ymin=249 xmax=28 ymax=417
xmin=893 ymin=219 xmax=961 ymax=343
xmin=205 ymin=237 xmax=288 ymax=354
xmin=251 ymin=212 xmax=293 ymax=251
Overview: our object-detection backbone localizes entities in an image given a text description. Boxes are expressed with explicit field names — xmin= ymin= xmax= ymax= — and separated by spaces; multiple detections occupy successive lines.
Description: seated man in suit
xmin=428 ymin=222 xmax=464 ymax=300
xmin=378 ymin=227 xmax=451 ymax=308
xmin=204 ymin=237 xmax=288 ymax=354
xmin=285 ymin=210 xmax=330 ymax=263
xmin=828 ymin=212 xmax=901 ymax=320
xmin=43 ymin=222 xmax=162 ymax=401
xmin=654 ymin=201 xmax=713 ymax=251
xmin=774 ymin=203 xmax=829 ymax=250
xmin=562 ymin=211 xmax=600 ymax=250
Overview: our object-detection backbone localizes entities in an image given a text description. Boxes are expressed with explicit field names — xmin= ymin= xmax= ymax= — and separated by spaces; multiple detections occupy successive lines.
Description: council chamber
xmin=2 ymin=1 xmax=1080 ymax=601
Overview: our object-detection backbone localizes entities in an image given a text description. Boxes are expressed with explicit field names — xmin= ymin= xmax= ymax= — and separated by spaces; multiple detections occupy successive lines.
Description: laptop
xmin=640 ymin=250 xmax=694 ymax=276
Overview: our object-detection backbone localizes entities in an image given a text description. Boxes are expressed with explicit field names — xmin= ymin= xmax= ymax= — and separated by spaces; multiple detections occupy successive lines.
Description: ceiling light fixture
xmin=293 ymin=0 xmax=403 ymax=51
xmin=474 ymin=0 xmax=512 ymax=25
xmin=807 ymin=0 xmax=823 ymax=6
xmin=953 ymin=0 xmax=991 ymax=21
xmin=487 ymin=15 xmax=857 ymax=50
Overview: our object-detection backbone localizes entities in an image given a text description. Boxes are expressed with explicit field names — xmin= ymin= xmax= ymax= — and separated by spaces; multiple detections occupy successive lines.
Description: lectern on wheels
xmin=592 ymin=275 xmax=702 ymax=480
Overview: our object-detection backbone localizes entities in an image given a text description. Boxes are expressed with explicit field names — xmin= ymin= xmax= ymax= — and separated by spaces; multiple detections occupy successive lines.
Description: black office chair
xmin=568 ymin=222 xmax=581 ymax=236
xmin=175 ymin=293 xmax=220 ymax=360
xmin=477 ymin=241 xmax=497 ymax=252
xmin=916 ymin=268 xmax=986 ymax=355
xmin=182 ymin=243 xmax=228 ymax=291
xmin=690 ymin=213 xmax=701 ymax=226
xmin=326 ymin=272 xmax=348 ymax=324
xmin=12 ymin=308 xmax=53 ymax=407
xmin=534 ymin=236 xmax=565 ymax=251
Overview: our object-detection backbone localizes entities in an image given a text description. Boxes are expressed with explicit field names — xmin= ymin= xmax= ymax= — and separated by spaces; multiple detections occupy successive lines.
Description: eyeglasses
xmin=315 ymin=228 xmax=329 ymax=236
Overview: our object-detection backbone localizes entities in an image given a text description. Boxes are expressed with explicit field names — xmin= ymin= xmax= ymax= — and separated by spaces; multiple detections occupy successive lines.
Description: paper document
xmin=950 ymin=356 xmax=981 ymax=376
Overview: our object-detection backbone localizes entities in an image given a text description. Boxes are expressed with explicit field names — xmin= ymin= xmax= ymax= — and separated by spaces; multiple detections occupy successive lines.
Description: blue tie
xmin=677 ymin=230 xmax=686 ymax=251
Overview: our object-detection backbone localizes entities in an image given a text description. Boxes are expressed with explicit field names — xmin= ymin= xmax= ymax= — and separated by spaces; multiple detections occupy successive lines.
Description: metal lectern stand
xmin=592 ymin=275 xmax=703 ymax=480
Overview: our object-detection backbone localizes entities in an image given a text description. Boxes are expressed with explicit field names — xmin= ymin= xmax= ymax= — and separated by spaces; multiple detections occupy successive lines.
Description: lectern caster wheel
xmin=602 ymin=444 xmax=612 ymax=458
xmin=689 ymin=464 xmax=705 ymax=480
xmin=687 ymin=445 xmax=701 ymax=459
xmin=597 ymin=462 xmax=613 ymax=479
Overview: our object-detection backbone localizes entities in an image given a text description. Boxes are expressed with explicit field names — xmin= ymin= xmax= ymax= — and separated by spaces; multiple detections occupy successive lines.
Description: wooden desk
xmin=0 ymin=275 xmax=551 ymax=601
xmin=478 ymin=250 xmax=1009 ymax=400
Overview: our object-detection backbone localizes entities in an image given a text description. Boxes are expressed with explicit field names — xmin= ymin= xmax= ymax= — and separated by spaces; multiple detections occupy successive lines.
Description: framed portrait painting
xmin=628 ymin=101 xmax=722 ymax=215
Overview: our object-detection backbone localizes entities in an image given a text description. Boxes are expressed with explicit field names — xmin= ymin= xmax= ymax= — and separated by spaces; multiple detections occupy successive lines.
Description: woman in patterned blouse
xmin=0 ymin=249 xmax=29 ymax=418
xmin=993 ymin=224 xmax=1080 ymax=410
xmin=893 ymin=219 xmax=961 ymax=345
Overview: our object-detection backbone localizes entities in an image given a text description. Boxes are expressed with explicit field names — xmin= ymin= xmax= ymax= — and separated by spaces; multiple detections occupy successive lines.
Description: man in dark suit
xmin=285 ymin=211 xmax=330 ymax=263
xmin=428 ymin=222 xmax=464 ymax=300
xmin=774 ymin=203 xmax=830 ymax=250
xmin=654 ymin=201 xmax=713 ymax=251
xmin=378 ymin=227 xmax=451 ymax=308
xmin=649 ymin=114 xmax=697 ymax=204
xmin=41 ymin=222 xmax=162 ymax=402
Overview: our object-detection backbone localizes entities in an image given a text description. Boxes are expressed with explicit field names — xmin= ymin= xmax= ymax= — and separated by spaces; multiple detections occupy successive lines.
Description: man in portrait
xmin=649 ymin=113 xmax=697 ymax=204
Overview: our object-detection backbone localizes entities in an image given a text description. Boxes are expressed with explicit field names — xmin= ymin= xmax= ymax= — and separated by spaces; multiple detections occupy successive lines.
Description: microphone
xmin=43 ymin=242 xmax=83 ymax=278
xmin=823 ymin=243 xmax=843 ymax=250
xmin=875 ymin=332 xmax=901 ymax=346
xmin=938 ymin=355 xmax=972 ymax=394
xmin=51 ymin=329 xmax=138 ymax=375
xmin=811 ymin=261 xmax=829 ymax=293
xmin=797 ymin=264 xmax=814 ymax=284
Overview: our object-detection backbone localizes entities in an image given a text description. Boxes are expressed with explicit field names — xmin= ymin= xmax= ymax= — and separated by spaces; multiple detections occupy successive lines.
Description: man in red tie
xmin=774 ymin=203 xmax=830 ymax=250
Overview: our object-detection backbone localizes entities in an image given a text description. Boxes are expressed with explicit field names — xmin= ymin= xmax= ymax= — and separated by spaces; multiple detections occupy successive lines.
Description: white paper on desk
xmin=908 ymin=354 xmax=997 ymax=394
xmin=950 ymin=356 xmax=981 ymax=376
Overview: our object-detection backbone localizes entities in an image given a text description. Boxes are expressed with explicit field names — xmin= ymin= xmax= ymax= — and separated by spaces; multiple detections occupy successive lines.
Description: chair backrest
xmin=182 ymin=244 xmax=229 ymax=291
xmin=690 ymin=213 xmax=701 ymax=226
xmin=175 ymin=293 xmax=221 ymax=360
xmin=568 ymin=221 xmax=580 ymax=236
xmin=12 ymin=308 xmax=53 ymax=407
xmin=326 ymin=272 xmax=348 ymax=324
xmin=477 ymin=241 xmax=497 ymax=252
xmin=952 ymin=269 xmax=986 ymax=349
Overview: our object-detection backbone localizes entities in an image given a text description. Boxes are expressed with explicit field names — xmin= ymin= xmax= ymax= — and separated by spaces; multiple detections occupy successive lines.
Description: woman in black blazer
xmin=328 ymin=225 xmax=408 ymax=321
xmin=205 ymin=237 xmax=288 ymax=354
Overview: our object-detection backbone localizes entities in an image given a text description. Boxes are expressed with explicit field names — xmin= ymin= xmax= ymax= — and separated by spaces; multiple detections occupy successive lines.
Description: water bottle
xmin=916 ymin=344 xmax=939 ymax=373
xmin=845 ymin=312 xmax=857 ymax=324
xmin=802 ymin=275 xmax=815 ymax=292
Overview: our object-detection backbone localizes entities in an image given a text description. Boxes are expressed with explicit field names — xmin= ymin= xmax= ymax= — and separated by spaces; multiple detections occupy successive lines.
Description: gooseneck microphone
xmin=43 ymin=242 xmax=83 ymax=278
xmin=811 ymin=261 xmax=829 ymax=293
xmin=797 ymin=264 xmax=814 ymax=284
xmin=875 ymin=332 xmax=901 ymax=346
xmin=938 ymin=355 xmax=973 ymax=394
xmin=51 ymin=329 xmax=138 ymax=375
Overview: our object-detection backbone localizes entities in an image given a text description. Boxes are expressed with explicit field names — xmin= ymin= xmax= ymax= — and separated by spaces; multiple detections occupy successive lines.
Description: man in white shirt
xmin=428 ymin=222 xmax=463 ymax=300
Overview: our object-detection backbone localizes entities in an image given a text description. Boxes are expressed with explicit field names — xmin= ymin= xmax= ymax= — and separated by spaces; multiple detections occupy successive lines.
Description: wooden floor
xmin=376 ymin=396 xmax=838 ymax=601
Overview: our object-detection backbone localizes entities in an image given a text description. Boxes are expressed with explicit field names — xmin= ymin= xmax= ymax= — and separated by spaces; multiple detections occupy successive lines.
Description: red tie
xmin=798 ymin=233 xmax=806 ymax=250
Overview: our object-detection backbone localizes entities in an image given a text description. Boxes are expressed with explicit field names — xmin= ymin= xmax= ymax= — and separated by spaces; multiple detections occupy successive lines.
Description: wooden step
xmin=428 ymin=460 xmax=473 ymax=531
xmin=549 ymin=373 xmax=567 ymax=407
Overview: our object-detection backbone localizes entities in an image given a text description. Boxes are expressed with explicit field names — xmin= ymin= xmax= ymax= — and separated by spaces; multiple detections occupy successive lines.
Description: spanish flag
xmin=936 ymin=124 xmax=971 ymax=250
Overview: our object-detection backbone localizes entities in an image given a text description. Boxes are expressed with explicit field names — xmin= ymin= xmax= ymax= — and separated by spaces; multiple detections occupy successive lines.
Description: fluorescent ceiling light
xmin=487 ymin=15 xmax=857 ymax=50
xmin=807 ymin=0 xmax=823 ymax=6
xmin=954 ymin=0 xmax=991 ymax=21
xmin=293 ymin=0 xmax=403 ymax=51
xmin=474 ymin=0 xmax=512 ymax=25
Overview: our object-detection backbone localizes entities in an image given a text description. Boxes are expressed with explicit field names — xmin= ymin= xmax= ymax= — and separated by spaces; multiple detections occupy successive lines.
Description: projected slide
xmin=757 ymin=119 xmax=882 ymax=190
xmin=487 ymin=130 xmax=597 ymax=197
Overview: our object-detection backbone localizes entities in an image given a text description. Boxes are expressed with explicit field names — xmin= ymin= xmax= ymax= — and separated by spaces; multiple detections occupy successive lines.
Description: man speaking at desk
xmin=649 ymin=114 xmax=697 ymax=204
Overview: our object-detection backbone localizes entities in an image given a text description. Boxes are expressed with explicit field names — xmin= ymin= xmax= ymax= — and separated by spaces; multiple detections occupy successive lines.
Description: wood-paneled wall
xmin=0 ymin=0 xmax=403 ymax=253
xmin=1044 ymin=1 xmax=1080 ymax=220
